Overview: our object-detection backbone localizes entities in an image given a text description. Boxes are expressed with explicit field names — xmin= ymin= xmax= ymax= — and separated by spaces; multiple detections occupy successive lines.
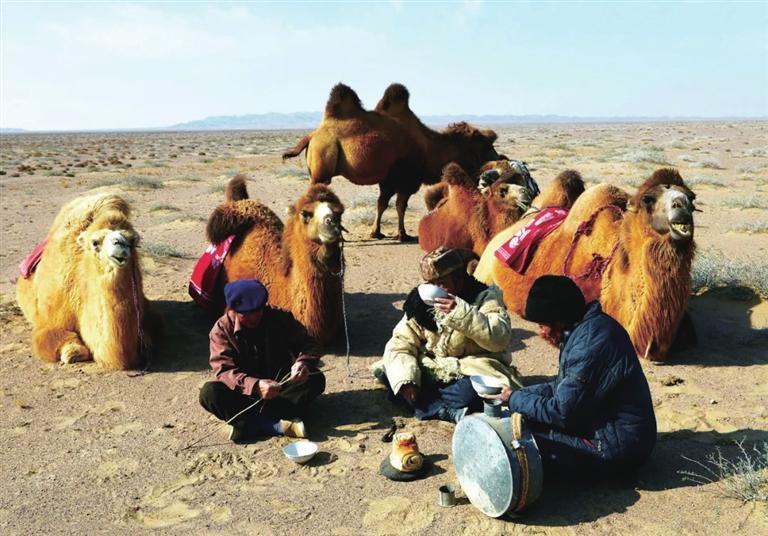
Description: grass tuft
xmin=94 ymin=175 xmax=163 ymax=190
xmin=729 ymin=222 xmax=768 ymax=234
xmin=692 ymin=250 xmax=768 ymax=298
xmin=722 ymin=195 xmax=768 ymax=210
xmin=141 ymin=243 xmax=186 ymax=259
xmin=679 ymin=440 xmax=768 ymax=504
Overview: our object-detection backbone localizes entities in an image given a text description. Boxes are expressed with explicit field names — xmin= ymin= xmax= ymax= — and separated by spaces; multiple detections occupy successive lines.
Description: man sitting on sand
xmin=373 ymin=247 xmax=521 ymax=423
xmin=199 ymin=279 xmax=325 ymax=444
xmin=493 ymin=275 xmax=657 ymax=477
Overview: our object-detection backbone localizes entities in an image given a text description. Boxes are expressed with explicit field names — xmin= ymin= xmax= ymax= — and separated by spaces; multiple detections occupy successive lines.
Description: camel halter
xmin=562 ymin=204 xmax=626 ymax=281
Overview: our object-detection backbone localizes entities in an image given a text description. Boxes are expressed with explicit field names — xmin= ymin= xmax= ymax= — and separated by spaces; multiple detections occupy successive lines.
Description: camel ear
xmin=286 ymin=205 xmax=296 ymax=216
xmin=122 ymin=229 xmax=140 ymax=247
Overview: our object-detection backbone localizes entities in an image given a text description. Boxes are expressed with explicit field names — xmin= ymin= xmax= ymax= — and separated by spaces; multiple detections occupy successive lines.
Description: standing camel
xmin=282 ymin=83 xmax=501 ymax=241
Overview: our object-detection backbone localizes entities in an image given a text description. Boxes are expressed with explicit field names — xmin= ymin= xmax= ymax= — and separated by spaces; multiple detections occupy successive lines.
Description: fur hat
xmin=224 ymin=279 xmax=268 ymax=313
xmin=420 ymin=247 xmax=477 ymax=282
xmin=524 ymin=275 xmax=586 ymax=326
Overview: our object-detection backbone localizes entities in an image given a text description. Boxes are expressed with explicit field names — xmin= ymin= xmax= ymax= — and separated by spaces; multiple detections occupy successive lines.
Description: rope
xmin=127 ymin=263 xmax=151 ymax=378
xmin=510 ymin=412 xmax=530 ymax=513
xmin=336 ymin=240 xmax=367 ymax=380
xmin=562 ymin=204 xmax=625 ymax=282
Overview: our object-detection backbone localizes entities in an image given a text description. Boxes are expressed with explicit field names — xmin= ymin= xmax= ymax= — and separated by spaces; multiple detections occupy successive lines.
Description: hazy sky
xmin=1 ymin=1 xmax=766 ymax=130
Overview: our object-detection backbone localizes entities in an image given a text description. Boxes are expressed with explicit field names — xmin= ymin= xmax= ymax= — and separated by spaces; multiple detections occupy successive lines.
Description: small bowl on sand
xmin=470 ymin=375 xmax=504 ymax=396
xmin=283 ymin=440 xmax=319 ymax=464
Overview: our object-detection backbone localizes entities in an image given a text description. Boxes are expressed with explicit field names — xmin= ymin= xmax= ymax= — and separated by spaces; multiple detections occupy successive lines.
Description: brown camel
xmin=207 ymin=176 xmax=345 ymax=345
xmin=16 ymin=193 xmax=160 ymax=369
xmin=419 ymin=165 xmax=585 ymax=256
xmin=474 ymin=168 xmax=696 ymax=361
xmin=282 ymin=82 xmax=501 ymax=241
xmin=418 ymin=163 xmax=535 ymax=256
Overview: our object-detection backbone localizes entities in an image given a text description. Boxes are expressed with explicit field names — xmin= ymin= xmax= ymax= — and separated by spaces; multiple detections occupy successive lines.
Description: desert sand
xmin=0 ymin=121 xmax=766 ymax=535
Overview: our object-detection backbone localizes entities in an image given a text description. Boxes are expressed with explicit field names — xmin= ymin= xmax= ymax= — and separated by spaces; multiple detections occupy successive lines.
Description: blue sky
xmin=1 ymin=1 xmax=766 ymax=130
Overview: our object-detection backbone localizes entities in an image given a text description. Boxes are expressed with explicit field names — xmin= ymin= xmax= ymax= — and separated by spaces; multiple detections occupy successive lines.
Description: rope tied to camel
xmin=562 ymin=203 xmax=626 ymax=282
xmin=128 ymin=257 xmax=151 ymax=378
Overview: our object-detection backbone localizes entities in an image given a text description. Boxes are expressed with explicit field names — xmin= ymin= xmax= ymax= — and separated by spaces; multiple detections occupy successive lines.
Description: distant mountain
xmin=0 ymin=127 xmax=27 ymax=134
xmin=167 ymin=112 xmax=758 ymax=131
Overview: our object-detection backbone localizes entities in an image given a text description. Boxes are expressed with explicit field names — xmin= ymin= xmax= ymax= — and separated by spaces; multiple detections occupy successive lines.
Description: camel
xmin=207 ymin=176 xmax=345 ymax=345
xmin=418 ymin=163 xmax=534 ymax=256
xmin=474 ymin=168 xmax=697 ymax=361
xmin=282 ymin=82 xmax=501 ymax=241
xmin=419 ymin=165 xmax=585 ymax=256
xmin=16 ymin=193 xmax=159 ymax=369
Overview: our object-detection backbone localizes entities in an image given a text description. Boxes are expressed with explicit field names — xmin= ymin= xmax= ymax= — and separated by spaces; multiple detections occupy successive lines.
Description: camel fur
xmin=16 ymin=193 xmax=159 ymax=369
xmin=418 ymin=163 xmax=536 ymax=256
xmin=282 ymin=82 xmax=501 ymax=241
xmin=474 ymin=168 xmax=696 ymax=361
xmin=419 ymin=166 xmax=585 ymax=256
xmin=207 ymin=175 xmax=345 ymax=345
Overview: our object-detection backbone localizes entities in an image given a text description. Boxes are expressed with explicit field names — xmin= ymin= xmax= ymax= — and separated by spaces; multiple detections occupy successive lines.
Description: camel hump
xmin=442 ymin=162 xmax=475 ymax=189
xmin=375 ymin=83 xmax=410 ymax=112
xmin=554 ymin=169 xmax=586 ymax=202
xmin=206 ymin=199 xmax=282 ymax=245
xmin=324 ymin=83 xmax=365 ymax=119
xmin=225 ymin=175 xmax=249 ymax=202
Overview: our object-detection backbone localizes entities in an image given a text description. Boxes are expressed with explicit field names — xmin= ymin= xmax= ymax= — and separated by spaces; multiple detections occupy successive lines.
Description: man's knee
xmin=309 ymin=370 xmax=326 ymax=398
xmin=199 ymin=381 xmax=224 ymax=412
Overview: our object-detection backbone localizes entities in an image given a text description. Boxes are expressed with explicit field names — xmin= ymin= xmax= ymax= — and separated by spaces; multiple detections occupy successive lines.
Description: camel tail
xmin=225 ymin=175 xmax=249 ymax=202
xmin=282 ymin=134 xmax=311 ymax=161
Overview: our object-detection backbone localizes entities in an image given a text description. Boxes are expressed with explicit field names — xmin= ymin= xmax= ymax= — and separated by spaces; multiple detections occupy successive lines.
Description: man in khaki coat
xmin=373 ymin=247 xmax=521 ymax=423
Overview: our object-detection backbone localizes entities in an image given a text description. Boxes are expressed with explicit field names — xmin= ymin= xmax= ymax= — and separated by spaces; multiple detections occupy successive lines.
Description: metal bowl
xmin=418 ymin=283 xmax=449 ymax=306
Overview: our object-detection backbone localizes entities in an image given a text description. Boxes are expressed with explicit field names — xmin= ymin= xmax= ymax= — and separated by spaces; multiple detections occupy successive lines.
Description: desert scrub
xmin=685 ymin=175 xmax=726 ymax=188
xmin=141 ymin=243 xmax=186 ymax=259
xmin=692 ymin=249 xmax=768 ymax=298
xmin=729 ymin=222 xmax=768 ymax=234
xmin=272 ymin=163 xmax=308 ymax=180
xmin=722 ymin=195 xmax=768 ymax=210
xmin=612 ymin=148 xmax=671 ymax=165
xmin=679 ymin=440 xmax=767 ymax=505
xmin=697 ymin=157 xmax=725 ymax=170
xmin=150 ymin=204 xmax=181 ymax=213
xmin=94 ymin=175 xmax=163 ymax=190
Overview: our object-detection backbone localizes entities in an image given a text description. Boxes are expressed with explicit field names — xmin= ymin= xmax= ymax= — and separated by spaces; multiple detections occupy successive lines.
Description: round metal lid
xmin=452 ymin=416 xmax=513 ymax=518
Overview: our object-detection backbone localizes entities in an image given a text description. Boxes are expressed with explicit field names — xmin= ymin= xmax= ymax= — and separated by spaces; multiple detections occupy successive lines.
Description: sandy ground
xmin=0 ymin=122 xmax=766 ymax=535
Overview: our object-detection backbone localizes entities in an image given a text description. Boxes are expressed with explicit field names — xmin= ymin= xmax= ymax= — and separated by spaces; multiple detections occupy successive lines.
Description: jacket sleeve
xmin=382 ymin=315 xmax=424 ymax=394
xmin=209 ymin=319 xmax=259 ymax=397
xmin=508 ymin=327 xmax=600 ymax=430
xmin=439 ymin=287 xmax=512 ymax=353
xmin=286 ymin=312 xmax=322 ymax=364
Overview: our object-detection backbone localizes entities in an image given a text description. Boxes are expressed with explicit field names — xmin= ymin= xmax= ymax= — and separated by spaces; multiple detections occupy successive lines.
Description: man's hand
xmin=479 ymin=385 xmax=512 ymax=403
xmin=257 ymin=379 xmax=282 ymax=400
xmin=289 ymin=361 xmax=309 ymax=383
xmin=433 ymin=295 xmax=457 ymax=314
xmin=398 ymin=383 xmax=418 ymax=403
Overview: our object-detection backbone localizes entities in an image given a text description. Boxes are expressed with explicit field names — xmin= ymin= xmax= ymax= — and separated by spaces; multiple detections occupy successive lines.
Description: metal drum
xmin=452 ymin=412 xmax=543 ymax=518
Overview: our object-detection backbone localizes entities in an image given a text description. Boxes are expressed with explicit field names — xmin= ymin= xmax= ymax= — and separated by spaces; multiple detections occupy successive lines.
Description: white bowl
xmin=282 ymin=440 xmax=319 ymax=464
xmin=470 ymin=375 xmax=504 ymax=396
xmin=418 ymin=283 xmax=450 ymax=306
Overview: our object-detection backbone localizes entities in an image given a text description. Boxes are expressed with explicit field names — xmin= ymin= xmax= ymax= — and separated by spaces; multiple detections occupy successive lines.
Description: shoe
xmin=438 ymin=406 xmax=468 ymax=424
xmin=228 ymin=424 xmax=254 ymax=445
xmin=280 ymin=419 xmax=307 ymax=438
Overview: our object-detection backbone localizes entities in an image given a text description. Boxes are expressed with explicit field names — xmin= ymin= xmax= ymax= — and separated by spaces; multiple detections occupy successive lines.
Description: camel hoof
xmin=370 ymin=231 xmax=386 ymax=240
xmin=59 ymin=342 xmax=91 ymax=365
xmin=398 ymin=234 xmax=417 ymax=243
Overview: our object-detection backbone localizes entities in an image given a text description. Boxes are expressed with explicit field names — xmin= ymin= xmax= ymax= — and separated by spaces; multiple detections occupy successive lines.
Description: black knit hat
xmin=524 ymin=275 xmax=586 ymax=326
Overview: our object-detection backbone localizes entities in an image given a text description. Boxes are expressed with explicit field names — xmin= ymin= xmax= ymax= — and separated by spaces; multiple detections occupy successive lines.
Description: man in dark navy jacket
xmin=496 ymin=275 xmax=657 ymax=478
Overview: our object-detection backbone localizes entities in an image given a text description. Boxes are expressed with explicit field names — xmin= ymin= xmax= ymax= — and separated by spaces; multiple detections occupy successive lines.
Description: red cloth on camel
xmin=189 ymin=235 xmax=236 ymax=308
xmin=19 ymin=237 xmax=49 ymax=278
xmin=494 ymin=208 xmax=568 ymax=274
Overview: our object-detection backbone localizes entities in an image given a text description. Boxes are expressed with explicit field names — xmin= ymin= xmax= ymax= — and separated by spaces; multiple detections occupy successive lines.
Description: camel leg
xmin=395 ymin=191 xmax=417 ymax=243
xmin=371 ymin=184 xmax=396 ymax=239
xmin=31 ymin=327 xmax=91 ymax=364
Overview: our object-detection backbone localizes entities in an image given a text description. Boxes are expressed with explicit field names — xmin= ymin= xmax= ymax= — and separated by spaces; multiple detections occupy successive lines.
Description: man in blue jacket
xmin=496 ymin=275 xmax=657 ymax=478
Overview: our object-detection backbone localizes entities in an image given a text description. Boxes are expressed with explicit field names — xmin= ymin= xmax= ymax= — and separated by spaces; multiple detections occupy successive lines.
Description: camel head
xmin=77 ymin=218 xmax=139 ymax=271
xmin=443 ymin=122 xmax=501 ymax=174
xmin=289 ymin=185 xmax=345 ymax=246
xmin=484 ymin=179 xmax=533 ymax=216
xmin=629 ymin=168 xmax=696 ymax=244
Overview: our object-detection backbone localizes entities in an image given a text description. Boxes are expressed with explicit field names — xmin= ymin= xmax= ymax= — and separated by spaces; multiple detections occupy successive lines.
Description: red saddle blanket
xmin=188 ymin=235 xmax=236 ymax=308
xmin=19 ymin=237 xmax=49 ymax=278
xmin=494 ymin=208 xmax=568 ymax=274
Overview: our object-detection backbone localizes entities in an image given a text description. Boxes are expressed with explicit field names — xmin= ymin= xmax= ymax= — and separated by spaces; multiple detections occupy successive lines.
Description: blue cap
xmin=224 ymin=279 xmax=268 ymax=313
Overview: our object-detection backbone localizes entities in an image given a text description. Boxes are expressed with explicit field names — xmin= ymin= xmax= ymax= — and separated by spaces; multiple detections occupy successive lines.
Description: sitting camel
xmin=207 ymin=176 xmax=345 ymax=345
xmin=16 ymin=194 xmax=159 ymax=369
xmin=474 ymin=168 xmax=696 ymax=361
xmin=282 ymin=83 xmax=501 ymax=241
xmin=418 ymin=163 xmax=534 ymax=256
